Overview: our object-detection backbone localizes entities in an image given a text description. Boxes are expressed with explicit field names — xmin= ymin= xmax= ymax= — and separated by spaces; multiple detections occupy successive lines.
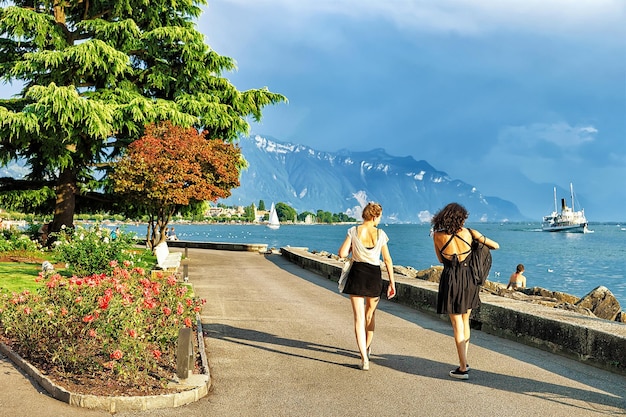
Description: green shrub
xmin=0 ymin=227 xmax=40 ymax=252
xmin=52 ymin=224 xmax=142 ymax=276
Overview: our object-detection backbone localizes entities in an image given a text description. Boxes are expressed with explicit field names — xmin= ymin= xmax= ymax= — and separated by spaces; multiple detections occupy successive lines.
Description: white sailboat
xmin=541 ymin=183 xmax=588 ymax=233
xmin=267 ymin=203 xmax=280 ymax=230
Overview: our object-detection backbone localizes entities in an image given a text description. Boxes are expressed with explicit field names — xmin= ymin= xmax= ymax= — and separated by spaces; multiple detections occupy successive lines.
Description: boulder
xmin=415 ymin=266 xmax=442 ymax=282
xmin=521 ymin=287 xmax=579 ymax=304
xmin=554 ymin=302 xmax=595 ymax=317
xmin=575 ymin=286 xmax=622 ymax=321
xmin=393 ymin=265 xmax=418 ymax=278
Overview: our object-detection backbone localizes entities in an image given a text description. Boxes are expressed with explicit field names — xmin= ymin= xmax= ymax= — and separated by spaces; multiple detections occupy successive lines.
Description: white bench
xmin=154 ymin=241 xmax=182 ymax=271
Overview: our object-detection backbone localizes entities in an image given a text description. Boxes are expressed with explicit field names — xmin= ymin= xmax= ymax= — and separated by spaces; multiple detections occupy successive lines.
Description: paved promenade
xmin=1 ymin=248 xmax=625 ymax=416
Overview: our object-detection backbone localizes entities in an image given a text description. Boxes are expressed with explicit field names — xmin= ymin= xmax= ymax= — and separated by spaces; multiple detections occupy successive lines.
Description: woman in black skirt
xmin=338 ymin=202 xmax=396 ymax=371
xmin=431 ymin=203 xmax=499 ymax=380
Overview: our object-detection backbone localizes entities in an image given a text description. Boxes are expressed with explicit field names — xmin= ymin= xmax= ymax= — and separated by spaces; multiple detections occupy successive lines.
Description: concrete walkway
xmin=1 ymin=248 xmax=625 ymax=416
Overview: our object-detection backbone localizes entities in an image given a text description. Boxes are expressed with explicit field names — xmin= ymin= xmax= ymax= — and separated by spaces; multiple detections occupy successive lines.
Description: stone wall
xmin=280 ymin=247 xmax=626 ymax=376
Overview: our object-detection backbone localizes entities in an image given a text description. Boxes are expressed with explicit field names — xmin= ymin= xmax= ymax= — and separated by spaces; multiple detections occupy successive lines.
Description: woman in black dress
xmin=431 ymin=203 xmax=499 ymax=379
xmin=338 ymin=202 xmax=396 ymax=371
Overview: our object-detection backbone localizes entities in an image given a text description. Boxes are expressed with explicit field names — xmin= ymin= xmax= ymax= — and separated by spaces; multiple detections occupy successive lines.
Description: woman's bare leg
xmin=449 ymin=313 xmax=468 ymax=371
xmin=462 ymin=310 xmax=471 ymax=364
xmin=350 ymin=295 xmax=368 ymax=365
xmin=364 ymin=296 xmax=380 ymax=353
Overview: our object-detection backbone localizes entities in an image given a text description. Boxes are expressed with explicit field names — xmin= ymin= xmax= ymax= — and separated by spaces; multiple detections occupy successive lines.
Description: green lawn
xmin=0 ymin=248 xmax=159 ymax=293
xmin=0 ymin=262 xmax=47 ymax=293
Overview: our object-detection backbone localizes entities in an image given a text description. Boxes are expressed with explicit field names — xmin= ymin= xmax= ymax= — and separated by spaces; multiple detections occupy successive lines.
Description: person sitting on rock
xmin=507 ymin=264 xmax=527 ymax=290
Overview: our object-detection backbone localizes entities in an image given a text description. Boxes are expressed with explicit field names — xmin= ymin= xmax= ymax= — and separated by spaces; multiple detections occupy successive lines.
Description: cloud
xmin=478 ymin=122 xmax=599 ymax=182
xmin=498 ymin=122 xmax=598 ymax=153
xmin=209 ymin=0 xmax=625 ymax=39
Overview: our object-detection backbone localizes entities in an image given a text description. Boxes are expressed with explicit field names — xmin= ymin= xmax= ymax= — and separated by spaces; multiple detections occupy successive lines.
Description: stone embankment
xmin=281 ymin=246 xmax=626 ymax=376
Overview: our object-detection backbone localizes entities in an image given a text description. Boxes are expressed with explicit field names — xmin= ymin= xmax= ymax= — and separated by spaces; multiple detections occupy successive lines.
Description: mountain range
xmin=221 ymin=135 xmax=525 ymax=223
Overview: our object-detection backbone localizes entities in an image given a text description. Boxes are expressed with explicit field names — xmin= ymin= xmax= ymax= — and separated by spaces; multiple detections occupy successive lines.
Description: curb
xmin=0 ymin=315 xmax=210 ymax=413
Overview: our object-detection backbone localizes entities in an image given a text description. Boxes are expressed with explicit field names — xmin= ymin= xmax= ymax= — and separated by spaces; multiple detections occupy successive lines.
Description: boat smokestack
xmin=561 ymin=198 xmax=567 ymax=210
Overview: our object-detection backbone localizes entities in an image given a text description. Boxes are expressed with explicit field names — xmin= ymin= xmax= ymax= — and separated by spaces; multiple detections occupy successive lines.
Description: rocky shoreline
xmin=311 ymin=250 xmax=626 ymax=324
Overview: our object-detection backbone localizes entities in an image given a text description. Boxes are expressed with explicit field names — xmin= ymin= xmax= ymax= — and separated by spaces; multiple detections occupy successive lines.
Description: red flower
xmin=128 ymin=329 xmax=137 ymax=338
xmin=176 ymin=303 xmax=184 ymax=315
xmin=143 ymin=298 xmax=157 ymax=309
xmin=110 ymin=349 xmax=123 ymax=360
xmin=83 ymin=314 xmax=94 ymax=323
xmin=162 ymin=306 xmax=172 ymax=316
xmin=184 ymin=317 xmax=193 ymax=328
xmin=23 ymin=307 xmax=32 ymax=315
xmin=152 ymin=349 xmax=162 ymax=360
xmin=98 ymin=297 xmax=109 ymax=309
xmin=61 ymin=307 xmax=68 ymax=316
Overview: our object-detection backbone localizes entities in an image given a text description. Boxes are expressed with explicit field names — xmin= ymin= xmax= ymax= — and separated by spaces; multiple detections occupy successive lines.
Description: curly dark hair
xmin=431 ymin=202 xmax=468 ymax=234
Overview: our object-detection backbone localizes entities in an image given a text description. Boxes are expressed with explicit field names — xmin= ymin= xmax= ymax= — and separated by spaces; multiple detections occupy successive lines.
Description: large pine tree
xmin=0 ymin=1 xmax=285 ymax=232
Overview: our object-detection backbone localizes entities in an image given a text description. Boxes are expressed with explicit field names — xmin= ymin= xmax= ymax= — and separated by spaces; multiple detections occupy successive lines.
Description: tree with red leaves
xmin=111 ymin=121 xmax=243 ymax=248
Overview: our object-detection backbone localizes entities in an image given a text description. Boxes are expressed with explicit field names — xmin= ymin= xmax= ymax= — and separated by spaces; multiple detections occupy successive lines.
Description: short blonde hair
xmin=362 ymin=202 xmax=382 ymax=221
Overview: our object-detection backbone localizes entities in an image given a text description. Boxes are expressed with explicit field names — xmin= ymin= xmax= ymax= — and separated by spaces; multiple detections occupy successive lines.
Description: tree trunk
xmin=50 ymin=167 xmax=77 ymax=233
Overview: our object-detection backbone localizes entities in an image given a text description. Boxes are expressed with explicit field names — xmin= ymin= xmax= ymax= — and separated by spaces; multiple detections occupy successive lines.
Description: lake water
xmin=120 ymin=222 xmax=626 ymax=308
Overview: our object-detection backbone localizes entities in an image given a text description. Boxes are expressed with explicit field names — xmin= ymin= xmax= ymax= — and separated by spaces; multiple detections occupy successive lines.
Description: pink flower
xmin=23 ymin=307 xmax=32 ymax=315
xmin=123 ymin=260 xmax=132 ymax=267
xmin=109 ymin=260 xmax=119 ymax=268
xmin=110 ymin=349 xmax=123 ymax=360
xmin=162 ymin=306 xmax=172 ymax=316
xmin=167 ymin=276 xmax=177 ymax=286
xmin=88 ymin=329 xmax=97 ymax=338
xmin=184 ymin=317 xmax=193 ymax=328
xmin=61 ymin=307 xmax=68 ymax=316
xmin=143 ymin=298 xmax=157 ymax=309
xmin=176 ymin=303 xmax=184 ymax=315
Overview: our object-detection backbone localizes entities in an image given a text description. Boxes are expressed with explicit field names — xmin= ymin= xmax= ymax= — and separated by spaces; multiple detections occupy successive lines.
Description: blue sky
xmin=197 ymin=0 xmax=626 ymax=221
xmin=1 ymin=1 xmax=624 ymax=221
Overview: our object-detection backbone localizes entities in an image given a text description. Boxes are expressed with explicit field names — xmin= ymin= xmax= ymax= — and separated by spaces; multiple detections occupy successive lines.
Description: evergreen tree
xmin=258 ymin=199 xmax=266 ymax=211
xmin=0 ymin=1 xmax=286 ymax=234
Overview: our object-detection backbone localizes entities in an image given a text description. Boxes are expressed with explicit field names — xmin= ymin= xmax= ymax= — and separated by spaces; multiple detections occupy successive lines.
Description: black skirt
xmin=342 ymin=261 xmax=383 ymax=298
xmin=436 ymin=257 xmax=480 ymax=315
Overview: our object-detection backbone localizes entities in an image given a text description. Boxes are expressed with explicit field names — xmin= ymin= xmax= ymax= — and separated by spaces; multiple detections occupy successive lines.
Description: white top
xmin=347 ymin=226 xmax=389 ymax=266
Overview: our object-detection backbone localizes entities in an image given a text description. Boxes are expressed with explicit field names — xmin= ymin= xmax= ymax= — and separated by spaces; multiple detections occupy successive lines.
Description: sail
xmin=267 ymin=203 xmax=280 ymax=229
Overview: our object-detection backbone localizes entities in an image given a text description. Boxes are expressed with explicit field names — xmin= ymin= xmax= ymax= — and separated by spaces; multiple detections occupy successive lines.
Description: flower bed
xmin=0 ymin=260 xmax=205 ymax=395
